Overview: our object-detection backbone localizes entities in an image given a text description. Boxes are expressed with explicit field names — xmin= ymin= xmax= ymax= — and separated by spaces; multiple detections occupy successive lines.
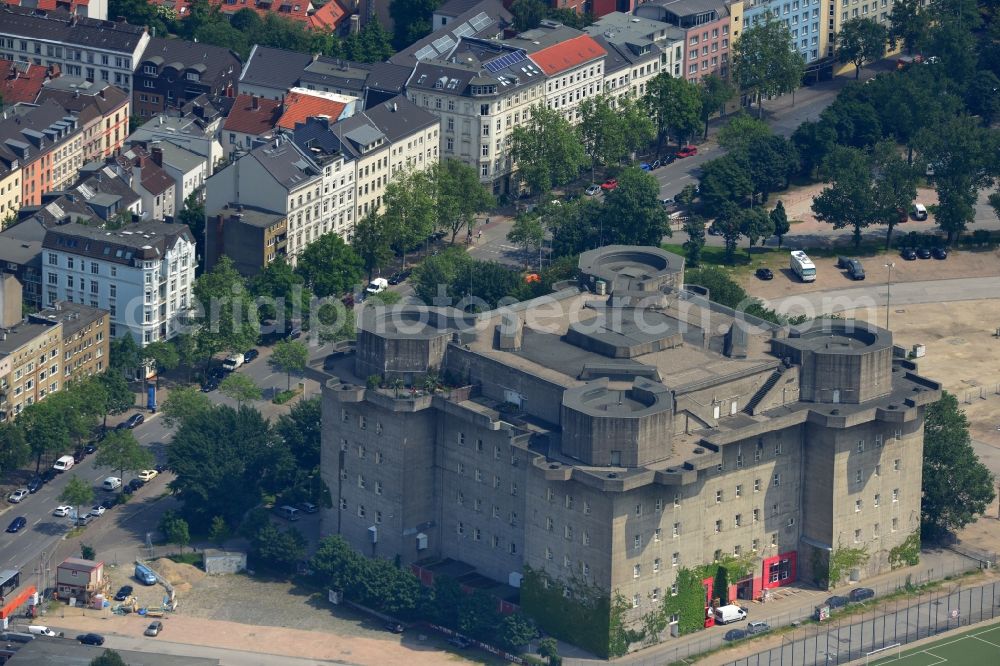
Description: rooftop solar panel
xmin=469 ymin=12 xmax=492 ymax=31
xmin=414 ymin=45 xmax=437 ymax=61
xmin=453 ymin=22 xmax=474 ymax=38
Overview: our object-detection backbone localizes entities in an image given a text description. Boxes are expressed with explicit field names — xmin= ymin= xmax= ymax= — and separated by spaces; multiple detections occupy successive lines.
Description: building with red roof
xmin=528 ymin=34 xmax=606 ymax=76
xmin=275 ymin=88 xmax=354 ymax=129
xmin=4 ymin=0 xmax=107 ymax=21
xmin=0 ymin=59 xmax=59 ymax=105
xmin=151 ymin=0 xmax=350 ymax=33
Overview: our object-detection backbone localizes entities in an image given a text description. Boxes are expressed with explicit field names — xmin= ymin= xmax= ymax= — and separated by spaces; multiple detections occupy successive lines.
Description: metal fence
xmin=722 ymin=579 xmax=1000 ymax=666
xmin=592 ymin=553 xmax=983 ymax=666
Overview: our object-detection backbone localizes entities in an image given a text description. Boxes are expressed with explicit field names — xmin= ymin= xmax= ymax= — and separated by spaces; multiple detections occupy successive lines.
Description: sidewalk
xmin=565 ymin=548 xmax=983 ymax=665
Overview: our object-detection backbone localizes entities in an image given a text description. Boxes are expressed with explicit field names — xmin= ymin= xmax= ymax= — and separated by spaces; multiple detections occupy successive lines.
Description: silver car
xmin=8 ymin=489 xmax=29 ymax=503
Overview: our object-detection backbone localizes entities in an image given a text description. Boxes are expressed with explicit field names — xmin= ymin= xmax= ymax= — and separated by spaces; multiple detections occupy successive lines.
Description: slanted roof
xmin=0 ymin=6 xmax=147 ymax=54
xmin=307 ymin=0 xmax=347 ymax=30
xmin=275 ymin=88 xmax=352 ymax=129
xmin=238 ymin=45 xmax=314 ymax=94
xmin=0 ymin=58 xmax=53 ymax=104
xmin=247 ymin=138 xmax=321 ymax=190
xmin=529 ymin=34 xmax=606 ymax=76
xmin=141 ymin=36 xmax=242 ymax=86
xmin=42 ymin=220 xmax=193 ymax=265
xmin=222 ymin=93 xmax=282 ymax=135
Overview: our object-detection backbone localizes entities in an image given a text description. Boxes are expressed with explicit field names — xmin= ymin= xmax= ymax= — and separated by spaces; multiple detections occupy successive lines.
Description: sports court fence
xmin=721 ymin=579 xmax=1000 ymax=666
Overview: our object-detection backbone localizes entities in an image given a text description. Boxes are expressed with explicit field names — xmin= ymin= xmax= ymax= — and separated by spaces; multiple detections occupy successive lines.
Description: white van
xmin=365 ymin=278 xmax=388 ymax=296
xmin=102 ymin=476 xmax=122 ymax=491
xmin=53 ymin=455 xmax=75 ymax=472
xmin=277 ymin=505 xmax=300 ymax=521
xmin=27 ymin=625 xmax=56 ymax=637
xmin=714 ymin=604 xmax=748 ymax=625
xmin=222 ymin=353 xmax=244 ymax=371
xmin=789 ymin=250 xmax=816 ymax=282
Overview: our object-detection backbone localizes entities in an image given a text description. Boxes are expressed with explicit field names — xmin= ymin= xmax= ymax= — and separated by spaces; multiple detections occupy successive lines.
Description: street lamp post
xmin=884 ymin=262 xmax=895 ymax=330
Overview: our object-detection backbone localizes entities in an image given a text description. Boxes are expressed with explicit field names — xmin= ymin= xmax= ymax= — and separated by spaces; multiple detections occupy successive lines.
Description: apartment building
xmin=35 ymin=77 xmax=130 ymax=161
xmin=0 ymin=99 xmax=83 ymax=207
xmin=204 ymin=135 xmax=325 ymax=265
xmin=319 ymin=244 xmax=938 ymax=649
xmin=331 ymin=96 xmax=439 ymax=220
xmin=133 ymin=37 xmax=241 ymax=118
xmin=72 ymin=162 xmax=142 ymax=221
xmin=829 ymin=0 xmax=898 ymax=63
xmin=29 ymin=299 xmax=109 ymax=382
xmin=0 ymin=58 xmax=59 ymax=104
xmin=0 ymin=157 xmax=20 ymax=224
xmin=41 ymin=220 xmax=196 ymax=344
xmin=0 ymin=273 xmax=63 ymax=421
xmin=0 ymin=6 xmax=149 ymax=94
xmin=5 ymin=0 xmax=110 ymax=21
xmin=740 ymin=0 xmax=824 ymax=64
xmin=636 ymin=0 xmax=733 ymax=83
xmin=205 ymin=204 xmax=288 ymax=276
xmin=111 ymin=145 xmax=176 ymax=221
xmin=126 ymin=114 xmax=224 ymax=177
xmin=132 ymin=141 xmax=206 ymax=213
xmin=585 ymin=13 xmax=683 ymax=102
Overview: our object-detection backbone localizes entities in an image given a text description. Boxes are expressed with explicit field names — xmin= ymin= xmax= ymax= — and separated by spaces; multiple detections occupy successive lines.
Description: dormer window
xmin=143 ymin=64 xmax=157 ymax=75
xmin=186 ymin=72 xmax=200 ymax=82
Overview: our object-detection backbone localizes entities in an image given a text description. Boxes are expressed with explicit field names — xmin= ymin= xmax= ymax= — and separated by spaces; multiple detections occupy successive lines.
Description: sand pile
xmin=151 ymin=557 xmax=206 ymax=595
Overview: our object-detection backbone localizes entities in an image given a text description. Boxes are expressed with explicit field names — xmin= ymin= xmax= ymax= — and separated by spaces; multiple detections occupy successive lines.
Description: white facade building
xmin=41 ymin=221 xmax=196 ymax=345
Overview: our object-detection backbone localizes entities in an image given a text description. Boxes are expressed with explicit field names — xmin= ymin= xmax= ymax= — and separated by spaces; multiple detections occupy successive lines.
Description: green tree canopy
xmin=732 ymin=15 xmax=805 ymax=117
xmin=89 ymin=649 xmax=128 ymax=666
xmin=889 ymin=0 xmax=931 ymax=54
xmin=269 ymin=339 xmax=309 ymax=391
xmin=383 ymin=169 xmax=436 ymax=266
xmin=276 ymin=396 xmax=321 ymax=471
xmin=510 ymin=104 xmax=587 ymax=197
xmin=219 ymin=373 xmax=262 ymax=409
xmin=250 ymin=257 xmax=314 ymax=324
xmin=739 ymin=207 xmax=775 ymax=259
xmin=343 ymin=21 xmax=394 ymax=63
xmin=294 ymin=234 xmax=362 ymax=299
xmin=388 ymin=0 xmax=439 ymax=49
xmin=811 ymin=146 xmax=878 ymax=247
xmin=507 ymin=213 xmax=546 ymax=270
xmin=510 ymin=0 xmax=546 ymax=31
xmin=770 ymin=201 xmax=791 ymax=247
xmin=836 ymin=18 xmax=889 ymax=79
xmin=433 ymin=158 xmax=495 ymax=244
xmin=699 ymin=74 xmax=736 ymax=138
xmin=921 ymin=391 xmax=996 ymax=541
xmin=351 ymin=213 xmax=394 ymax=282
xmin=192 ymin=256 xmax=260 ymax=359
xmin=644 ymin=74 xmax=702 ymax=151
xmin=60 ymin=475 xmax=95 ymax=525
xmin=161 ymin=385 xmax=213 ymax=429
xmin=600 ymin=167 xmax=668 ymax=246
xmin=94 ymin=430 xmax=154 ymax=488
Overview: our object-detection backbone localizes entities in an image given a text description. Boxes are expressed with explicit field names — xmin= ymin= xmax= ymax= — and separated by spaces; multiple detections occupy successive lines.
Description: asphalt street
xmin=765 ymin=276 xmax=1000 ymax=319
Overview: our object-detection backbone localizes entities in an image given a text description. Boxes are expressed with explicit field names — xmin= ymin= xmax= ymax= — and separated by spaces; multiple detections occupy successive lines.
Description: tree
xmin=141 ymin=340 xmax=179 ymax=386
xmin=383 ymin=169 xmax=436 ymax=267
xmin=770 ymin=201 xmax=791 ymax=247
xmin=89 ymin=650 xmax=128 ymax=666
xmin=732 ymin=16 xmax=805 ymax=118
xmin=811 ymin=147 xmax=877 ymax=248
xmin=343 ymin=21 xmax=394 ymax=63
xmin=270 ymin=339 xmax=309 ymax=391
xmin=81 ymin=543 xmax=96 ymax=560
xmin=388 ymin=0 xmax=439 ymax=49
xmin=682 ymin=216 xmax=707 ymax=267
xmin=161 ymin=386 xmax=212 ymax=429
xmin=836 ymin=18 xmax=889 ymax=79
xmin=739 ymin=207 xmax=775 ymax=259
xmin=433 ymin=159 xmax=495 ymax=244
xmin=109 ymin=334 xmax=141 ymax=373
xmin=98 ymin=371 xmax=134 ymax=428
xmin=549 ymin=198 xmax=603 ymax=257
xmin=965 ymin=71 xmax=1000 ymax=126
xmin=820 ymin=98 xmax=883 ymax=149
xmin=169 ymin=405 xmax=284 ymax=529
xmin=60 ymin=475 xmax=95 ymax=526
xmin=498 ymin=613 xmax=538 ymax=651
xmin=412 ymin=248 xmax=520 ymax=309
xmin=0 ymin=422 xmax=30 ymax=476
xmin=698 ymin=155 xmax=753 ymax=216
xmin=511 ymin=0 xmax=546 ymax=31
xmin=578 ymin=95 xmax=628 ymax=181
xmin=507 ymin=213 xmax=546 ymax=270
xmin=209 ymin=515 xmax=230 ymax=546
xmin=294 ymin=234 xmax=362 ymax=298
xmin=159 ymin=511 xmax=191 ymax=552
xmin=921 ymin=392 xmax=996 ymax=541
xmin=870 ymin=141 xmax=918 ymax=249
xmin=713 ymin=203 xmax=744 ymax=264
xmin=94 ymin=430 xmax=154 ymax=489
xmin=312 ymin=535 xmax=368 ymax=596
xmin=20 ymin=400 xmax=70 ymax=473
xmin=249 ymin=257 xmax=314 ymax=326
xmin=713 ymin=566 xmax=730 ymax=606
xmin=539 ymin=637 xmax=560 ymax=664
xmin=699 ymin=74 xmax=736 ymax=139
xmin=276 ymin=397 xmax=322 ymax=470
xmin=244 ymin=512 xmax=307 ymax=572
xmin=644 ymin=74 xmax=702 ymax=152
xmin=230 ymin=7 xmax=262 ymax=32
xmin=916 ymin=115 xmax=999 ymax=242
xmin=177 ymin=189 xmax=206 ymax=270
xmin=510 ymin=104 xmax=587 ymax=197
xmin=743 ymin=134 xmax=799 ymax=204
xmin=618 ymin=94 xmax=656 ymax=159
xmin=791 ymin=120 xmax=838 ymax=180
xmin=192 ymin=256 xmax=260 ymax=362
xmin=219 ymin=373 xmax=262 ymax=409
xmin=351 ymin=213 xmax=393 ymax=282
xmin=600 ymin=167 xmax=669 ymax=246
xmin=889 ymin=0 xmax=930 ymax=54
xmin=717 ymin=112 xmax=772 ymax=153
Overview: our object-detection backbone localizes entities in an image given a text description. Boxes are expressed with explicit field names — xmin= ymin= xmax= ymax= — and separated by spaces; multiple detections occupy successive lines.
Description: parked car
xmin=26 ymin=477 xmax=43 ymax=494
xmin=826 ymin=595 xmax=849 ymax=609
xmin=660 ymin=197 xmax=675 ymax=207
xmin=917 ymin=247 xmax=932 ymax=259
xmin=208 ymin=366 xmax=227 ymax=380
xmin=114 ymin=585 xmax=133 ymax=601
xmin=384 ymin=622 xmax=404 ymax=634
xmin=392 ymin=269 xmax=413 ymax=285
xmin=138 ymin=469 xmax=158 ymax=482
xmin=53 ymin=505 xmax=73 ymax=517
xmin=89 ymin=505 xmax=106 ymax=518
xmin=8 ymin=488 xmax=28 ymax=503
xmin=724 ymin=629 xmax=747 ymax=641
xmin=639 ymin=162 xmax=652 ymax=171
xmin=911 ymin=203 xmax=928 ymax=220
xmin=41 ymin=469 xmax=57 ymax=483
xmin=365 ymin=278 xmax=389 ymax=296
xmin=932 ymin=246 xmax=948 ymax=260
xmin=72 ymin=448 xmax=86 ymax=464
xmin=101 ymin=477 xmax=122 ymax=491
xmin=676 ymin=145 xmax=698 ymax=158
xmin=849 ymin=587 xmax=875 ymax=602
xmin=201 ymin=377 xmax=220 ymax=393
xmin=585 ymin=184 xmax=601 ymax=196
xmin=77 ymin=633 xmax=105 ymax=646
xmin=755 ymin=268 xmax=774 ymax=281
xmin=243 ymin=348 xmax=259 ymax=363
xmin=127 ymin=479 xmax=144 ymax=492
xmin=707 ymin=223 xmax=722 ymax=236
xmin=6 ymin=517 xmax=27 ymax=533
xmin=600 ymin=178 xmax=618 ymax=191
xmin=662 ymin=154 xmax=677 ymax=165
xmin=99 ymin=498 xmax=118 ymax=510
xmin=447 ymin=636 xmax=471 ymax=648
xmin=222 ymin=352 xmax=244 ymax=372
xmin=126 ymin=413 xmax=145 ymax=429
xmin=298 ymin=502 xmax=318 ymax=514
xmin=746 ymin=621 xmax=771 ymax=635
xmin=83 ymin=443 xmax=97 ymax=454
xmin=144 ymin=621 xmax=163 ymax=637
xmin=900 ymin=247 xmax=917 ymax=260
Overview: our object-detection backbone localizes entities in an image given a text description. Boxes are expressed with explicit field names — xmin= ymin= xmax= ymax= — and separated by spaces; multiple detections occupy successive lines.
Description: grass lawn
xmin=869 ymin=622 xmax=1000 ymax=666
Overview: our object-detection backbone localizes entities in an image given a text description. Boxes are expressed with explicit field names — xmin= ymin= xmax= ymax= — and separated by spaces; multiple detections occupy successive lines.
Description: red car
xmin=601 ymin=178 xmax=618 ymax=191
xmin=676 ymin=145 xmax=698 ymax=158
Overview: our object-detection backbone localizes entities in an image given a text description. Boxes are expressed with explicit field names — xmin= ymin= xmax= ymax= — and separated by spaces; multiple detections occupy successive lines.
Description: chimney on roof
xmin=251 ymin=96 xmax=259 ymax=110
xmin=99 ymin=87 xmax=106 ymax=99
xmin=151 ymin=146 xmax=163 ymax=167
xmin=391 ymin=102 xmax=397 ymax=112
